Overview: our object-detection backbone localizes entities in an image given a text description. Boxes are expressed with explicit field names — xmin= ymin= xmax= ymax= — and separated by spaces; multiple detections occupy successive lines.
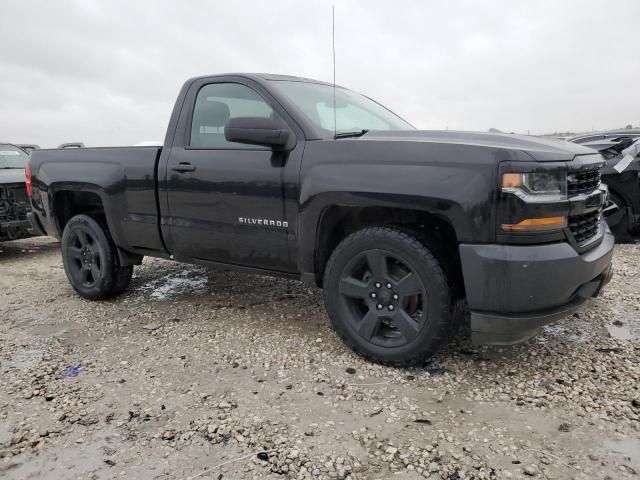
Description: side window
xmin=190 ymin=83 xmax=275 ymax=148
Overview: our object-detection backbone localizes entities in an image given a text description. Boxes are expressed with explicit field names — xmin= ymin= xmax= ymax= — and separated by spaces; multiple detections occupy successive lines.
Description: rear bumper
xmin=460 ymin=223 xmax=615 ymax=345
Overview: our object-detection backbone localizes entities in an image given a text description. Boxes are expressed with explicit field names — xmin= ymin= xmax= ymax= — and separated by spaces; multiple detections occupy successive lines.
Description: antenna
xmin=332 ymin=4 xmax=337 ymax=138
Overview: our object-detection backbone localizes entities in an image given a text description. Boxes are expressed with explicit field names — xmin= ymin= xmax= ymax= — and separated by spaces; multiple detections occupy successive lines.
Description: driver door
xmin=162 ymin=79 xmax=302 ymax=272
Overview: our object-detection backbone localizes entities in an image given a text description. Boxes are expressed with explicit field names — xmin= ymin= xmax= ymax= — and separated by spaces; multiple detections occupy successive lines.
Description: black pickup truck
xmin=1 ymin=143 xmax=32 ymax=242
xmin=27 ymin=74 xmax=614 ymax=365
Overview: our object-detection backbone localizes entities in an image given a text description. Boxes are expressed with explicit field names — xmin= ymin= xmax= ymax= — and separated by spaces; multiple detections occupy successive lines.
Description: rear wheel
xmin=323 ymin=227 xmax=455 ymax=366
xmin=61 ymin=215 xmax=133 ymax=300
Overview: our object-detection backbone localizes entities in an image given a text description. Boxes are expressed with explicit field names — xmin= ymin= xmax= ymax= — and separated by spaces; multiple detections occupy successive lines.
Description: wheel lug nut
xmin=386 ymin=283 xmax=392 ymax=289
xmin=393 ymin=294 xmax=399 ymax=300
xmin=388 ymin=305 xmax=395 ymax=311
xmin=376 ymin=304 xmax=383 ymax=310
xmin=370 ymin=292 xmax=377 ymax=299
xmin=374 ymin=282 xmax=381 ymax=289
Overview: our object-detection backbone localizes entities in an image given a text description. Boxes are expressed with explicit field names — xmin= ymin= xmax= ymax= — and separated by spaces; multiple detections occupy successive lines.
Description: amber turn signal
xmin=501 ymin=216 xmax=567 ymax=233
xmin=501 ymin=173 xmax=522 ymax=189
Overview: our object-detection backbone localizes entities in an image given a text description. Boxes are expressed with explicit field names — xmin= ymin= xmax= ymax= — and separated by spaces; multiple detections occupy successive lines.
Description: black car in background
xmin=568 ymin=128 xmax=640 ymax=152
xmin=568 ymin=130 xmax=640 ymax=242
xmin=0 ymin=143 xmax=32 ymax=242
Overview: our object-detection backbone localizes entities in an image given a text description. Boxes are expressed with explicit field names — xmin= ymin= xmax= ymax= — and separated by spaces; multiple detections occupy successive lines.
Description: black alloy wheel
xmin=324 ymin=227 xmax=455 ymax=366
xmin=66 ymin=226 xmax=103 ymax=288
xmin=61 ymin=214 xmax=133 ymax=300
xmin=338 ymin=249 xmax=427 ymax=347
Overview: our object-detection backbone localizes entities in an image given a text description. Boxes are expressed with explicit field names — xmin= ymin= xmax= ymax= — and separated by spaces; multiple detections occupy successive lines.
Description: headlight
xmin=500 ymin=170 xmax=568 ymax=233
xmin=502 ymin=171 xmax=567 ymax=202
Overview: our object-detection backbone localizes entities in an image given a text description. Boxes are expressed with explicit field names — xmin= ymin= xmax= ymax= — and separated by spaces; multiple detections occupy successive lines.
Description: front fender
xmin=297 ymin=161 xmax=496 ymax=275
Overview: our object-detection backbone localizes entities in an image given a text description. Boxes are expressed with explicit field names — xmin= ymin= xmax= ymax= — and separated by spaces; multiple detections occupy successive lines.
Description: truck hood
xmin=359 ymin=130 xmax=596 ymax=162
xmin=0 ymin=168 xmax=27 ymax=185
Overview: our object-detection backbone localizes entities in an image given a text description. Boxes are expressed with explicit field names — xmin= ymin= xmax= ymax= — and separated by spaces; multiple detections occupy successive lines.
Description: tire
xmin=111 ymin=263 xmax=134 ymax=297
xmin=323 ymin=227 xmax=455 ymax=367
xmin=61 ymin=214 xmax=133 ymax=300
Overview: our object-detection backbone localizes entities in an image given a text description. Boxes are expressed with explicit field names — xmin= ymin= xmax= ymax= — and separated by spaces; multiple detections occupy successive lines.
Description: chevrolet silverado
xmin=27 ymin=74 xmax=614 ymax=365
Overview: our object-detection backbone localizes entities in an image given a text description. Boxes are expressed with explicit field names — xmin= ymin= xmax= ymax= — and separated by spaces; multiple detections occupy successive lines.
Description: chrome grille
xmin=568 ymin=211 xmax=600 ymax=244
xmin=568 ymin=169 xmax=601 ymax=197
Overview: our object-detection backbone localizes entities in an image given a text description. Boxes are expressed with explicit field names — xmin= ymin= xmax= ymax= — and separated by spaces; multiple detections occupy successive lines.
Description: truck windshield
xmin=0 ymin=144 xmax=28 ymax=169
xmin=269 ymin=80 xmax=414 ymax=135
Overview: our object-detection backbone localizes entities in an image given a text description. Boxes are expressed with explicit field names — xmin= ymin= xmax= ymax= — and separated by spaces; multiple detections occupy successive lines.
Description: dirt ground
xmin=0 ymin=237 xmax=638 ymax=480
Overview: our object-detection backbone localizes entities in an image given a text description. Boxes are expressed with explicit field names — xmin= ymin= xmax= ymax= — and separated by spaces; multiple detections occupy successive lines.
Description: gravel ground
xmin=0 ymin=237 xmax=638 ymax=480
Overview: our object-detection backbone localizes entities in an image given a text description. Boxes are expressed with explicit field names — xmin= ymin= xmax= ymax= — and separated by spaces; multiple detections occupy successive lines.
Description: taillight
xmin=25 ymin=163 xmax=33 ymax=197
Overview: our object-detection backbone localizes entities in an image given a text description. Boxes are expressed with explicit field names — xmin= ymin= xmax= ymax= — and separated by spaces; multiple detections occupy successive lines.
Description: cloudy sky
xmin=1 ymin=0 xmax=638 ymax=147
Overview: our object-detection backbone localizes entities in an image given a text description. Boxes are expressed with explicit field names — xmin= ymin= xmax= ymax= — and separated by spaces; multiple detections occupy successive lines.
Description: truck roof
xmin=187 ymin=73 xmax=340 ymax=88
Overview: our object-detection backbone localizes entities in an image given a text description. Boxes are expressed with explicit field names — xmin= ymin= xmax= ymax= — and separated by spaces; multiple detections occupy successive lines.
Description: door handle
xmin=171 ymin=162 xmax=196 ymax=173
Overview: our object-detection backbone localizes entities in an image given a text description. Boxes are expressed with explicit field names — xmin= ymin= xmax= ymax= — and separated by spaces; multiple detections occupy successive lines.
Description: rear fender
xmin=40 ymin=160 xmax=126 ymax=246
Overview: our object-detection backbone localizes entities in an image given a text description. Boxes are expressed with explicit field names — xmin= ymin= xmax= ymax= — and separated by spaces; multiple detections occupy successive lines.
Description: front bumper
xmin=0 ymin=218 xmax=33 ymax=241
xmin=460 ymin=223 xmax=615 ymax=345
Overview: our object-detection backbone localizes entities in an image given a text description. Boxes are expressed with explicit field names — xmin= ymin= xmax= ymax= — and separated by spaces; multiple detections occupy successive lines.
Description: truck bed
xmin=29 ymin=146 xmax=165 ymax=255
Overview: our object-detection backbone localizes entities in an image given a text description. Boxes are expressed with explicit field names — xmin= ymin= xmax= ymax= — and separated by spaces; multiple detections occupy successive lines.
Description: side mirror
xmin=224 ymin=117 xmax=290 ymax=149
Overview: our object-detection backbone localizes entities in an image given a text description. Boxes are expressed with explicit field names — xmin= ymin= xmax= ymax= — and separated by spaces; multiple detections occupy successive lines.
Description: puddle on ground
xmin=0 ymin=430 xmax=117 ymax=478
xmin=29 ymin=323 xmax=69 ymax=339
xmin=4 ymin=348 xmax=43 ymax=370
xmin=8 ymin=307 xmax=72 ymax=339
xmin=606 ymin=322 xmax=633 ymax=340
xmin=603 ymin=302 xmax=640 ymax=340
xmin=136 ymin=267 xmax=208 ymax=300
xmin=8 ymin=308 xmax=50 ymax=328
xmin=540 ymin=319 xmax=594 ymax=345
xmin=0 ymin=423 xmax=11 ymax=446
xmin=0 ymin=237 xmax=59 ymax=260
xmin=603 ymin=437 xmax=640 ymax=464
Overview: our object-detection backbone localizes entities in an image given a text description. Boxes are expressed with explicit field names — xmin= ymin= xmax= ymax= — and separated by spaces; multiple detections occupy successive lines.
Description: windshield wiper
xmin=334 ymin=129 xmax=369 ymax=139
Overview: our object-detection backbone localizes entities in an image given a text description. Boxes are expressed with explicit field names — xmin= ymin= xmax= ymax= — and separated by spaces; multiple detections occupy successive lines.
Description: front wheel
xmin=323 ymin=227 xmax=455 ymax=366
xmin=61 ymin=215 xmax=133 ymax=300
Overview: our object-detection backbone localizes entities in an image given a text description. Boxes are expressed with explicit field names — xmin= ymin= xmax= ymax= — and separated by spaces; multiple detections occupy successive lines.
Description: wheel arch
xmin=52 ymin=188 xmax=142 ymax=266
xmin=53 ymin=189 xmax=107 ymax=233
xmin=307 ymin=203 xmax=464 ymax=296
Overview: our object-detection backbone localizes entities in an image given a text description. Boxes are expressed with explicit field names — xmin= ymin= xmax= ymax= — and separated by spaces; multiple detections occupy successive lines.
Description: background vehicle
xmin=568 ymin=130 xmax=640 ymax=242
xmin=0 ymin=143 xmax=33 ymax=241
xmin=17 ymin=144 xmax=40 ymax=154
xmin=57 ymin=142 xmax=85 ymax=149
xmin=568 ymin=128 xmax=640 ymax=151
xmin=27 ymin=74 xmax=613 ymax=365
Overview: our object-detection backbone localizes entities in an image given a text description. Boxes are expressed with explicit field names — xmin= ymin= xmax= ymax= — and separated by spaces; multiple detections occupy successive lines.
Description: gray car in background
xmin=0 ymin=143 xmax=32 ymax=241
